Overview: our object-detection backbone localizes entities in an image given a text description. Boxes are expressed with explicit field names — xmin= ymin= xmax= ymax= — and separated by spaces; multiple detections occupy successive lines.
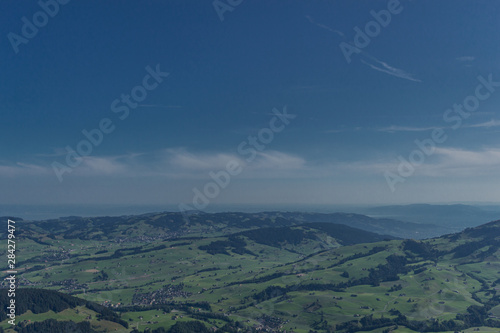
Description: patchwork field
xmin=1 ymin=212 xmax=500 ymax=332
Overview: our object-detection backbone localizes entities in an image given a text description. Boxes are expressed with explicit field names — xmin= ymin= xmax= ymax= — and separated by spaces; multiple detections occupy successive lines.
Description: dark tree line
xmin=198 ymin=236 xmax=255 ymax=256
xmin=130 ymin=320 xmax=210 ymax=333
xmin=0 ymin=289 xmax=127 ymax=328
xmin=14 ymin=319 xmax=96 ymax=333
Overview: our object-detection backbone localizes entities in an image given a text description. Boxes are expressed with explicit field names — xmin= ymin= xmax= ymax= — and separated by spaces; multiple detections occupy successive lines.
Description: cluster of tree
xmin=413 ymin=266 xmax=428 ymax=274
xmin=230 ymin=222 xmax=394 ymax=250
xmin=248 ymin=249 xmax=390 ymax=289
xmin=335 ymin=314 xmax=394 ymax=332
xmin=227 ymin=271 xmax=286 ymax=287
xmin=334 ymin=313 xmax=463 ymax=332
xmin=170 ymin=242 xmax=192 ymax=247
xmin=129 ymin=320 xmax=210 ymax=333
xmin=235 ymin=226 xmax=312 ymax=247
xmin=26 ymin=216 xmax=131 ymax=240
xmin=251 ymin=254 xmax=411 ymax=306
xmin=388 ymin=284 xmax=402 ymax=292
xmin=93 ymin=270 xmax=109 ymax=281
xmin=195 ymin=267 xmax=220 ymax=274
xmin=198 ymin=236 xmax=255 ymax=256
xmin=448 ymin=225 xmax=500 ymax=259
xmin=334 ymin=301 xmax=500 ymax=333
xmin=453 ymin=240 xmax=487 ymax=259
xmin=116 ymin=304 xmax=173 ymax=313
xmin=83 ymin=244 xmax=167 ymax=262
xmin=116 ymin=300 xmax=211 ymax=315
xmin=327 ymin=246 xmax=387 ymax=269
xmin=402 ymin=239 xmax=439 ymax=260
xmin=19 ymin=265 xmax=46 ymax=274
xmin=85 ymin=301 xmax=128 ymax=328
xmin=189 ymin=311 xmax=232 ymax=323
xmin=0 ymin=289 xmax=86 ymax=321
xmin=364 ymin=254 xmax=409 ymax=286
xmin=0 ymin=289 xmax=128 ymax=329
xmin=21 ymin=235 xmax=52 ymax=246
xmin=144 ymin=214 xmax=186 ymax=231
xmin=14 ymin=319 xmax=96 ymax=333
xmin=207 ymin=212 xmax=290 ymax=229
xmin=253 ymin=286 xmax=288 ymax=302
xmin=456 ymin=295 xmax=500 ymax=328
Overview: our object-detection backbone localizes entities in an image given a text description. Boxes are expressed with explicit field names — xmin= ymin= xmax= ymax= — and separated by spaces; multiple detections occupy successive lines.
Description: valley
xmin=1 ymin=212 xmax=500 ymax=332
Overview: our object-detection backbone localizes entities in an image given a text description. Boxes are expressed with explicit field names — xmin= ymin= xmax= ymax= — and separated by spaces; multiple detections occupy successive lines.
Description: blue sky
xmin=1 ymin=0 xmax=500 ymax=208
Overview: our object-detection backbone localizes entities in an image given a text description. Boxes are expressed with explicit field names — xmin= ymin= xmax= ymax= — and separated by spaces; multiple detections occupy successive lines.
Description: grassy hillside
xmin=1 ymin=214 xmax=500 ymax=332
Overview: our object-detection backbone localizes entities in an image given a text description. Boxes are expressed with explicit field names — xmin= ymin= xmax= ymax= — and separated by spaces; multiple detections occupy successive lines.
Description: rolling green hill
xmin=1 ymin=210 xmax=449 ymax=242
xmin=1 ymin=213 xmax=500 ymax=332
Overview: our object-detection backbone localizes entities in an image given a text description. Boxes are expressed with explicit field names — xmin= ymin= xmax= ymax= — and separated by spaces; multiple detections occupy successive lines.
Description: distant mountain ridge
xmin=2 ymin=210 xmax=450 ymax=241
xmin=363 ymin=203 xmax=500 ymax=230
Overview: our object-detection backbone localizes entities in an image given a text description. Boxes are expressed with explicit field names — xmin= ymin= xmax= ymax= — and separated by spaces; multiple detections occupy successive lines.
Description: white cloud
xmin=166 ymin=148 xmax=241 ymax=171
xmin=435 ymin=147 xmax=500 ymax=167
xmin=78 ymin=156 xmax=128 ymax=175
xmin=336 ymin=147 xmax=500 ymax=179
xmin=410 ymin=147 xmax=500 ymax=177
xmin=0 ymin=148 xmax=308 ymax=181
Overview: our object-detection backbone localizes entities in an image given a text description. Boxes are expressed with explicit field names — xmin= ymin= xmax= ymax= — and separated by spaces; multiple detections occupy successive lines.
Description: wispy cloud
xmin=78 ymin=156 xmax=129 ymax=175
xmin=0 ymin=148 xmax=308 ymax=180
xmin=361 ymin=58 xmax=422 ymax=82
xmin=435 ymin=147 xmax=500 ymax=165
xmin=34 ymin=147 xmax=69 ymax=158
xmin=305 ymin=15 xmax=344 ymax=37
xmin=324 ymin=127 xmax=362 ymax=133
xmin=465 ymin=119 xmax=500 ymax=128
xmin=379 ymin=147 xmax=500 ymax=178
xmin=166 ymin=148 xmax=241 ymax=171
xmin=378 ymin=119 xmax=500 ymax=133
xmin=378 ymin=125 xmax=439 ymax=133
xmin=164 ymin=148 xmax=306 ymax=175
xmin=305 ymin=15 xmax=421 ymax=83
xmin=137 ymin=104 xmax=182 ymax=109
xmin=252 ymin=151 xmax=305 ymax=170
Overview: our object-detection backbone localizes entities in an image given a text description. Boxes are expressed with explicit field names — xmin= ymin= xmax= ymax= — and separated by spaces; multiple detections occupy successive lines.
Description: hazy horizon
xmin=3 ymin=201 xmax=500 ymax=221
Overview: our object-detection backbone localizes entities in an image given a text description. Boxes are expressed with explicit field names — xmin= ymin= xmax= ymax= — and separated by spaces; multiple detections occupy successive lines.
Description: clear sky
xmin=1 ymin=0 xmax=500 ymax=209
